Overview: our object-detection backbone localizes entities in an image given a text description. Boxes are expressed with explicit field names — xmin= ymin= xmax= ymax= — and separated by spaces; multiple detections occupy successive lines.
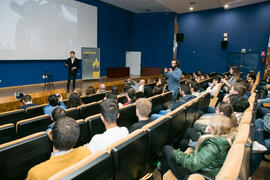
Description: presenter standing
xmin=65 ymin=51 xmax=80 ymax=93
xmin=164 ymin=59 xmax=182 ymax=105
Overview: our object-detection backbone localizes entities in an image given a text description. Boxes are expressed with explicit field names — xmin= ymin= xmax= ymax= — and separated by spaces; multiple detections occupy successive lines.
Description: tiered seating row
xmin=48 ymin=92 xmax=211 ymax=180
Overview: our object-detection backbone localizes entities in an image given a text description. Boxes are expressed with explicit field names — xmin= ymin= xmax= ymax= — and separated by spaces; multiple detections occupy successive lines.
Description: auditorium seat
xmin=65 ymin=108 xmax=80 ymax=120
xmin=74 ymin=119 xmax=90 ymax=148
xmin=0 ymin=123 xmax=17 ymax=144
xmin=144 ymin=82 xmax=156 ymax=90
xmin=80 ymin=96 xmax=92 ymax=104
xmin=216 ymin=144 xmax=245 ymax=180
xmin=162 ymin=91 xmax=173 ymax=103
xmin=149 ymin=94 xmax=164 ymax=108
xmin=62 ymin=99 xmax=69 ymax=106
xmin=107 ymin=129 xmax=149 ymax=180
xmin=48 ymin=151 xmax=113 ymax=180
xmin=16 ymin=115 xmax=51 ymax=138
xmin=90 ymin=93 xmax=107 ymax=102
xmin=202 ymin=92 xmax=210 ymax=113
xmin=117 ymin=104 xmax=138 ymax=128
xmin=168 ymin=106 xmax=187 ymax=144
xmin=79 ymin=102 xmax=100 ymax=119
xmin=118 ymin=95 xmax=128 ymax=104
xmin=26 ymin=104 xmax=46 ymax=118
xmin=86 ymin=114 xmax=106 ymax=139
xmin=0 ymin=109 xmax=27 ymax=126
xmin=185 ymin=100 xmax=198 ymax=128
xmin=143 ymin=116 xmax=170 ymax=172
xmin=0 ymin=132 xmax=51 ymax=179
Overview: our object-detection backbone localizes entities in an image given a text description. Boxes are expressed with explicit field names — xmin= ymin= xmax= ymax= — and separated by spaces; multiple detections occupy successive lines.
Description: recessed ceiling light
xmin=224 ymin=4 xmax=229 ymax=9
xmin=189 ymin=7 xmax=194 ymax=11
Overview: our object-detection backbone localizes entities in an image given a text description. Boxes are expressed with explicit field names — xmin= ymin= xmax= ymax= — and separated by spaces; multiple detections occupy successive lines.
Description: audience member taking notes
xmin=87 ymin=99 xmax=129 ymax=153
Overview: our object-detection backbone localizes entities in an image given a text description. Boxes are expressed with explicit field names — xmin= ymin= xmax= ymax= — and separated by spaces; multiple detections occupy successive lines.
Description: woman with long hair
xmin=222 ymin=65 xmax=241 ymax=92
xmin=179 ymin=102 xmax=236 ymax=151
xmin=159 ymin=115 xmax=234 ymax=179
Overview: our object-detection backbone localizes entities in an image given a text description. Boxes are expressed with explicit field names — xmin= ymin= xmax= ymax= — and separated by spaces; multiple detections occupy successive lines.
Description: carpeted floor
xmin=252 ymin=160 xmax=270 ymax=180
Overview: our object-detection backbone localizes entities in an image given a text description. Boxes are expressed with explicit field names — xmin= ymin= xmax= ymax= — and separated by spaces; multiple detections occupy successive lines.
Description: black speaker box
xmin=177 ymin=33 xmax=184 ymax=43
xmin=221 ymin=40 xmax=228 ymax=49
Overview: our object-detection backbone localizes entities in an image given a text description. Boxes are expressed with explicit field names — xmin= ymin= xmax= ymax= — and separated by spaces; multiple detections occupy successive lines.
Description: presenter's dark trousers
xmin=67 ymin=70 xmax=77 ymax=92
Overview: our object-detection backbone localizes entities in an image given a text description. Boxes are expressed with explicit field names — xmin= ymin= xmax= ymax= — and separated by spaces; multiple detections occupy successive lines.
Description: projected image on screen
xmin=0 ymin=0 xmax=97 ymax=60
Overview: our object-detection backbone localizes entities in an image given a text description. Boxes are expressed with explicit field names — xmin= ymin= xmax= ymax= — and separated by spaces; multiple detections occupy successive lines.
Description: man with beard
xmin=164 ymin=59 xmax=182 ymax=104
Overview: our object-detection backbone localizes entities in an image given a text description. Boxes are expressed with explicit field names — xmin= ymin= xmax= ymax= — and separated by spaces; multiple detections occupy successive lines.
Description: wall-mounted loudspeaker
xmin=177 ymin=33 xmax=184 ymax=43
xmin=221 ymin=40 xmax=228 ymax=49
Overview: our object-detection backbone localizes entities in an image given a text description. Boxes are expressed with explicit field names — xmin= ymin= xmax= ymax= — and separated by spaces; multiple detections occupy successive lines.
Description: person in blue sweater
xmin=43 ymin=94 xmax=67 ymax=115
xmin=164 ymin=59 xmax=182 ymax=104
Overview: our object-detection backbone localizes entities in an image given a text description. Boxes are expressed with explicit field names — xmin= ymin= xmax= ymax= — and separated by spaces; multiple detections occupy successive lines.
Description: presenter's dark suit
xmin=65 ymin=58 xmax=80 ymax=92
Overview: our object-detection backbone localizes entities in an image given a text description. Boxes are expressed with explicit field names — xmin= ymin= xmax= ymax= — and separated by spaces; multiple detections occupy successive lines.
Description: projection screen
xmin=0 ymin=0 xmax=97 ymax=60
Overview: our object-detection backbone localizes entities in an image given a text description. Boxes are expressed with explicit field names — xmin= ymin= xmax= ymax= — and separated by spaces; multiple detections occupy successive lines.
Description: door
xmin=126 ymin=51 xmax=141 ymax=76
xmin=227 ymin=53 xmax=259 ymax=78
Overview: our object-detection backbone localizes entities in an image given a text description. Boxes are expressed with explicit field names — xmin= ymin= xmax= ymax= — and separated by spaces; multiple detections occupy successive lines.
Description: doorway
xmin=126 ymin=51 xmax=141 ymax=76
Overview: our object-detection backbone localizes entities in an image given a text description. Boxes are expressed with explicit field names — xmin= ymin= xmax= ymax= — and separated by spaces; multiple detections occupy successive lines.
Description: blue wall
xmin=1 ymin=1 xmax=270 ymax=87
xmin=132 ymin=13 xmax=174 ymax=68
xmin=132 ymin=2 xmax=270 ymax=74
xmin=0 ymin=0 xmax=133 ymax=87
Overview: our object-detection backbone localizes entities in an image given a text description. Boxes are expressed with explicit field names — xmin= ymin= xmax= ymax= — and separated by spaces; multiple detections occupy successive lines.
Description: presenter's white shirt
xmin=71 ymin=58 xmax=75 ymax=64
xmin=87 ymin=126 xmax=129 ymax=153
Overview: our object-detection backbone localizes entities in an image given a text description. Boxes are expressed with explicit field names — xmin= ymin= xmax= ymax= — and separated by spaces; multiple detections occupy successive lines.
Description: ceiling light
xmin=189 ymin=7 xmax=194 ymax=11
xmin=224 ymin=4 xmax=229 ymax=9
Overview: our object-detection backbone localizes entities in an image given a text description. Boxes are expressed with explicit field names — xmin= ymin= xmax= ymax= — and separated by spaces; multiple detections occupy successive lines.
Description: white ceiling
xmin=99 ymin=0 xmax=269 ymax=13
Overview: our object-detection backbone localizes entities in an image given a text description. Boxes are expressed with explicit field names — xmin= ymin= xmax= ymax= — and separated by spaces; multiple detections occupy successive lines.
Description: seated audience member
xmin=205 ymin=73 xmax=210 ymax=79
xmin=229 ymin=94 xmax=250 ymax=124
xmin=87 ymin=99 xmax=129 ymax=153
xmin=206 ymin=76 xmax=221 ymax=97
xmin=138 ymin=79 xmax=145 ymax=92
xmin=110 ymin=85 xmax=119 ymax=95
xmin=46 ymin=107 xmax=66 ymax=134
xmin=73 ymin=88 xmax=82 ymax=97
xmin=19 ymin=95 xmax=39 ymax=109
xmin=247 ymin=73 xmax=256 ymax=91
xmin=251 ymin=116 xmax=270 ymax=175
xmin=129 ymin=98 xmax=153 ymax=133
xmin=197 ymin=69 xmax=203 ymax=76
xmin=27 ymin=117 xmax=91 ymax=180
xmin=43 ymin=94 xmax=67 ymax=115
xmin=151 ymin=85 xmax=195 ymax=119
xmin=246 ymin=71 xmax=256 ymax=80
xmin=125 ymin=79 xmax=139 ymax=91
xmin=97 ymin=83 xmax=106 ymax=94
xmin=180 ymin=103 xmax=235 ymax=151
xmin=159 ymin=115 xmax=233 ymax=179
xmin=192 ymin=72 xmax=198 ymax=79
xmin=239 ymin=80 xmax=252 ymax=99
xmin=223 ymin=83 xmax=247 ymax=102
xmin=222 ymin=65 xmax=240 ymax=92
xmin=67 ymin=93 xmax=82 ymax=108
xmin=190 ymin=82 xmax=200 ymax=97
xmin=106 ymin=93 xmax=118 ymax=103
xmin=153 ymin=86 xmax=163 ymax=95
xmin=85 ymin=86 xmax=96 ymax=95
xmin=144 ymin=86 xmax=153 ymax=98
xmin=123 ymin=88 xmax=136 ymax=106
xmin=153 ymin=78 xmax=166 ymax=95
